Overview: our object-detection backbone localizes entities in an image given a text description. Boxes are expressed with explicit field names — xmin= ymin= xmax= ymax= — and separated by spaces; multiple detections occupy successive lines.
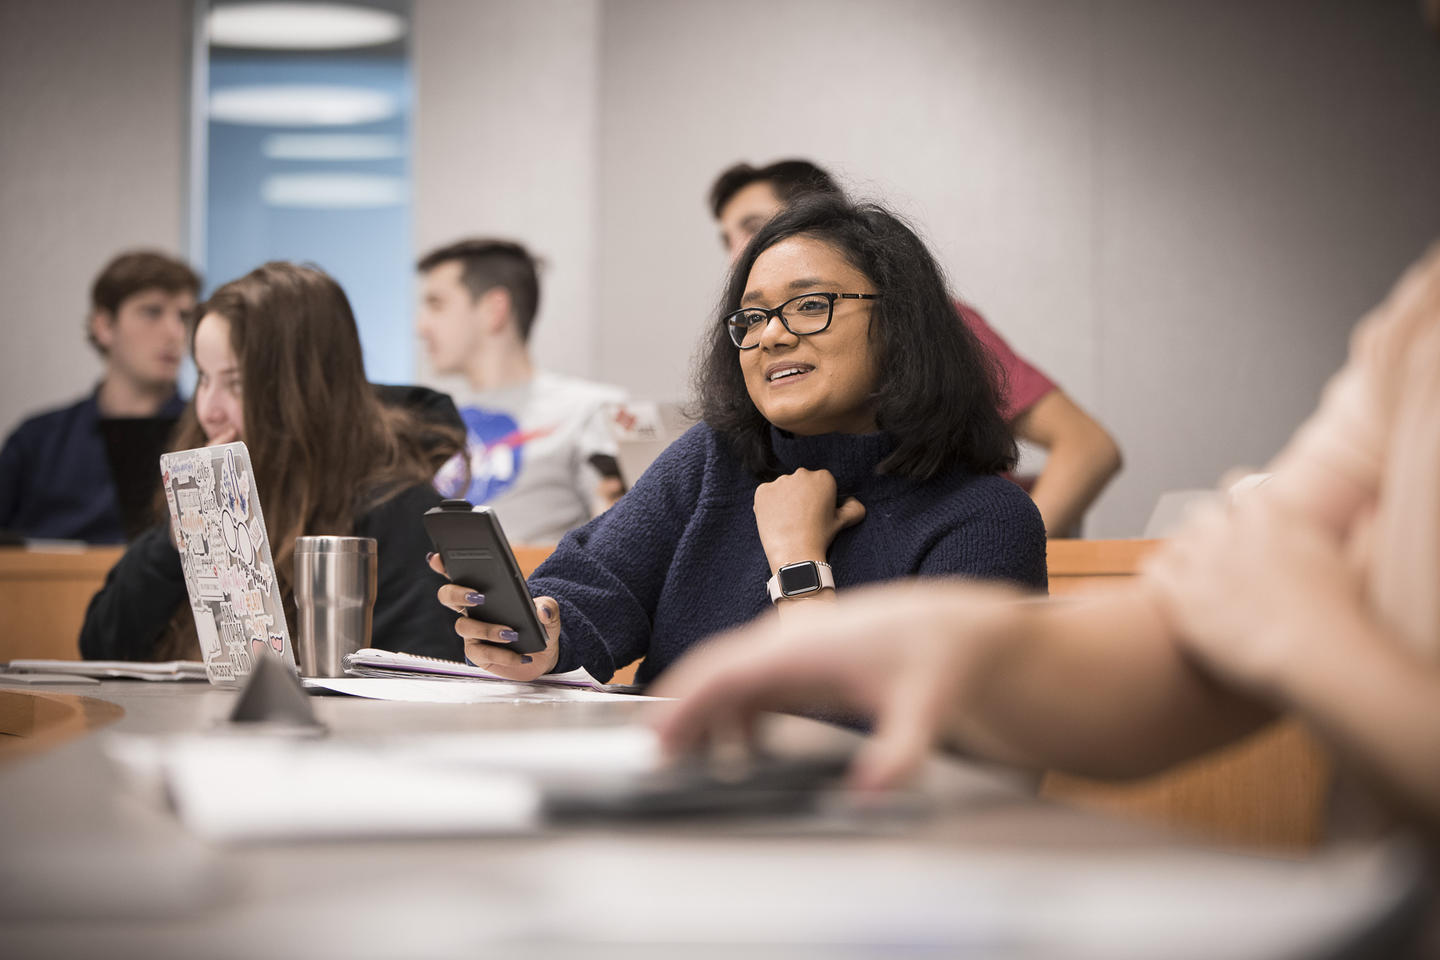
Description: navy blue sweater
xmin=533 ymin=423 xmax=1047 ymax=685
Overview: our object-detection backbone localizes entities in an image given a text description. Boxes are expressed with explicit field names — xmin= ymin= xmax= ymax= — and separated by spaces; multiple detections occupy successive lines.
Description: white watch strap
xmin=766 ymin=561 xmax=835 ymax=603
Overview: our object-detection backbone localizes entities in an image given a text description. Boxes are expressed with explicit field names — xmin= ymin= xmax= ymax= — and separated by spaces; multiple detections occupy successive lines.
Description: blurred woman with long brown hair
xmin=81 ymin=262 xmax=463 ymax=661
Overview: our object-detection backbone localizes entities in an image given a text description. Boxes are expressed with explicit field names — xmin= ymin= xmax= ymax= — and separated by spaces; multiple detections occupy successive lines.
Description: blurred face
xmin=718 ymin=180 xmax=785 ymax=263
xmin=193 ymin=313 xmax=244 ymax=443
xmin=92 ymin=287 xmax=192 ymax=390
xmin=738 ymin=236 xmax=880 ymax=436
xmin=417 ymin=261 xmax=482 ymax=375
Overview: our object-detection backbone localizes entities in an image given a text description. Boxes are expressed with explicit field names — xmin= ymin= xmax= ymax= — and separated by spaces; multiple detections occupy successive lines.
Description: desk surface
xmin=0 ymin=681 xmax=1426 ymax=959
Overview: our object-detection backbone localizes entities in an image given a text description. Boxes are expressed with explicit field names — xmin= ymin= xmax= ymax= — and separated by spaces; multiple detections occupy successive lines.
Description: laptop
xmin=159 ymin=441 xmax=295 ymax=686
xmin=100 ymin=415 xmax=179 ymax=540
xmin=606 ymin=402 xmax=696 ymax=488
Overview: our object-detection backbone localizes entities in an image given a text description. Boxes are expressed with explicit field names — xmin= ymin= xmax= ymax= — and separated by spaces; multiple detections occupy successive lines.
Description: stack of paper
xmin=3 ymin=659 xmax=209 ymax=681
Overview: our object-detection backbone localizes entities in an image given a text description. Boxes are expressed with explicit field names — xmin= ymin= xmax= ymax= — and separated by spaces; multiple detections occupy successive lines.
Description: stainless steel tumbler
xmin=293 ymin=536 xmax=378 ymax=678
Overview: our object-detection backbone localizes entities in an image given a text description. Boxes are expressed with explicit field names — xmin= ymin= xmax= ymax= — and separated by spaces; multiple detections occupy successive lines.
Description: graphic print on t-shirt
xmin=439 ymin=407 xmax=556 ymax=504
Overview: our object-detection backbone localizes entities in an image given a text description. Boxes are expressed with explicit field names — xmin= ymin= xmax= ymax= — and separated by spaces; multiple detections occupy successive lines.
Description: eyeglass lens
xmin=727 ymin=293 xmax=834 ymax=348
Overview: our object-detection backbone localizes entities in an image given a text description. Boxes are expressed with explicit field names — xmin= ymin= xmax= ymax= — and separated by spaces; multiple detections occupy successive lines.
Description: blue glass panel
xmin=204 ymin=51 xmax=413 ymax=384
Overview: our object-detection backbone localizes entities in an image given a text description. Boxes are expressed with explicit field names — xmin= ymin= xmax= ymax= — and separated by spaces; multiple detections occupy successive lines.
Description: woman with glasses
xmin=433 ymin=196 xmax=1046 ymax=684
xmin=653 ymin=241 xmax=1440 ymax=837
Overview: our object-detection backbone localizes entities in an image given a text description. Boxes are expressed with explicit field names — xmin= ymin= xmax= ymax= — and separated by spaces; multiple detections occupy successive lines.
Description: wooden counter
xmin=0 ymin=689 xmax=123 ymax=761
xmin=0 ymin=546 xmax=123 ymax=661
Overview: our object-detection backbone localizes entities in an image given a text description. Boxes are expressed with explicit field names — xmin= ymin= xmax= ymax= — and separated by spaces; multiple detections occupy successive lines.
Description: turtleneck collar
xmin=768 ymin=426 xmax=900 ymax=495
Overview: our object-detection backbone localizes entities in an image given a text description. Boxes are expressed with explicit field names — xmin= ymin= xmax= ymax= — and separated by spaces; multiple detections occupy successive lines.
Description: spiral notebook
xmin=342 ymin=648 xmax=623 ymax=691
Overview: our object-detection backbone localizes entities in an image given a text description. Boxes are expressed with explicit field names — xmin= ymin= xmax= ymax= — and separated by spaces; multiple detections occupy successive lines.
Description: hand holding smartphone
xmin=423 ymin=500 xmax=550 ymax=659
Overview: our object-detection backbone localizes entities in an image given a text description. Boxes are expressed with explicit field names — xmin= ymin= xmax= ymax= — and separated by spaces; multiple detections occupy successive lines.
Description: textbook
xmin=342 ymin=648 xmax=622 ymax=691
xmin=3 ymin=659 xmax=210 ymax=681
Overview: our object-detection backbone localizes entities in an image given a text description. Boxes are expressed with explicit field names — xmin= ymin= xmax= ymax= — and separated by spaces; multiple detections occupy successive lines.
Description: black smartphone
xmin=588 ymin=452 xmax=624 ymax=481
xmin=422 ymin=499 xmax=548 ymax=656
xmin=542 ymin=753 xmax=854 ymax=822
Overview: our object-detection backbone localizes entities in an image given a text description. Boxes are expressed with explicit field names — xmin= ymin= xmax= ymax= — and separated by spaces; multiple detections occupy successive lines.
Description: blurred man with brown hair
xmin=0 ymin=250 xmax=199 ymax=542
xmin=417 ymin=238 xmax=626 ymax=544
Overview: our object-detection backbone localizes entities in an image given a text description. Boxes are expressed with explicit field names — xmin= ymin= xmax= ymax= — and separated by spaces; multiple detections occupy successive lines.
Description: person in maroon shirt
xmin=708 ymin=160 xmax=1122 ymax=536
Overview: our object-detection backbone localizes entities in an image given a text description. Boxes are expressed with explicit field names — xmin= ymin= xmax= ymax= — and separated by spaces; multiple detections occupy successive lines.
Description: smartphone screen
xmin=422 ymin=501 xmax=548 ymax=655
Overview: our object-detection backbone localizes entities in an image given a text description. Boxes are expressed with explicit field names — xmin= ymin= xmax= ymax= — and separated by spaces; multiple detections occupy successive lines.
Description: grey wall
xmin=411 ymin=0 xmax=601 ymax=397
xmin=593 ymin=0 xmax=1440 ymax=535
xmin=1093 ymin=0 xmax=1440 ymax=534
xmin=4 ymin=0 xmax=1439 ymax=538
xmin=0 ymin=0 xmax=192 ymax=442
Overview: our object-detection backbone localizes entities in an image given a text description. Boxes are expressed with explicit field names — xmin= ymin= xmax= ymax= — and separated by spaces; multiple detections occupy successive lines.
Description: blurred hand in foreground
xmin=651 ymin=579 xmax=1022 ymax=791
xmin=1146 ymin=496 xmax=1370 ymax=699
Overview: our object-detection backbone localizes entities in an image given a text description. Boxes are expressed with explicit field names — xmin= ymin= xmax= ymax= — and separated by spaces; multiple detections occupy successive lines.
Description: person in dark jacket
xmin=81 ymin=262 xmax=464 ymax=662
xmin=0 ymin=251 xmax=199 ymax=543
xmin=433 ymin=197 xmax=1048 ymax=684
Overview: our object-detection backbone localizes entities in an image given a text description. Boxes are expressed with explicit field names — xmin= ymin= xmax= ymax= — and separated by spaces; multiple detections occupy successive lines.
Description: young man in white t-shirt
xmin=417 ymin=239 xmax=624 ymax=544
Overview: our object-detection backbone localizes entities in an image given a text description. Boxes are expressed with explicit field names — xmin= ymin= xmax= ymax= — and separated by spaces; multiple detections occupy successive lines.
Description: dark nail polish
xmin=520 ymin=655 xmax=534 ymax=664
xmin=499 ymin=629 xmax=519 ymax=643
xmin=464 ymin=591 xmax=485 ymax=605
xmin=426 ymin=551 xmax=438 ymax=562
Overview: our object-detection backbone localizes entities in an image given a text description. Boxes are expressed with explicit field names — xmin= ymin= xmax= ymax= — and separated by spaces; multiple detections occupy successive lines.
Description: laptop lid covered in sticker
xmin=159 ymin=441 xmax=295 ymax=686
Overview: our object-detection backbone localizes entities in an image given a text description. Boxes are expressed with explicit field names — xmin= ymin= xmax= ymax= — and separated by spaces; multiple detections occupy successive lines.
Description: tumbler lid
xmin=293 ymin=535 xmax=377 ymax=554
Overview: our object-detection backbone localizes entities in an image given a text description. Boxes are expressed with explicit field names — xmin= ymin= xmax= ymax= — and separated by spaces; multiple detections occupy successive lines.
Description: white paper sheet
xmin=107 ymin=726 xmax=666 ymax=842
xmin=380 ymin=725 xmax=662 ymax=777
xmin=148 ymin=737 xmax=541 ymax=841
xmin=0 ymin=671 xmax=101 ymax=685
xmin=5 ymin=659 xmax=209 ymax=681
xmin=304 ymin=676 xmax=665 ymax=703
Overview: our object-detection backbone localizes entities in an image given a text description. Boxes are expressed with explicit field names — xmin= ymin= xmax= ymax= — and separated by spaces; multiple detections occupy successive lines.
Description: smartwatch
xmin=766 ymin=561 xmax=835 ymax=604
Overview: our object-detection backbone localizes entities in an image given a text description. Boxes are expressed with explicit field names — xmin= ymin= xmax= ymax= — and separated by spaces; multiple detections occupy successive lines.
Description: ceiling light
xmin=210 ymin=85 xmax=398 ymax=126
xmin=208 ymin=3 xmax=406 ymax=50
xmin=261 ymin=172 xmax=406 ymax=208
xmin=262 ymin=133 xmax=403 ymax=160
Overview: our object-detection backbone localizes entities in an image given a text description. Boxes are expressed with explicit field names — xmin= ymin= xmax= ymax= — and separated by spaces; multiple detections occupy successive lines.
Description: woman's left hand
xmin=1145 ymin=496 xmax=1369 ymax=698
xmin=752 ymin=468 xmax=866 ymax=573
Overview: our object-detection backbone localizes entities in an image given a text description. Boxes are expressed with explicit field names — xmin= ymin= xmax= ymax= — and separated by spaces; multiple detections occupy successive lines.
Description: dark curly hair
xmin=694 ymin=196 xmax=1016 ymax=481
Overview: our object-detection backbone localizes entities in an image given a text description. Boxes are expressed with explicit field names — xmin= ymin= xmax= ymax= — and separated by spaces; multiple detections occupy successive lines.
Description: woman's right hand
xmin=428 ymin=552 xmax=562 ymax=681
xmin=652 ymin=579 xmax=1023 ymax=791
xmin=752 ymin=467 xmax=865 ymax=575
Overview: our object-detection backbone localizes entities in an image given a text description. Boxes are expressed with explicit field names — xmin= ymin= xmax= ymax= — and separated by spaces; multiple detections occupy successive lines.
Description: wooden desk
xmin=1047 ymin=537 xmax=1162 ymax=597
xmin=0 ymin=688 xmax=123 ymax=761
xmin=0 ymin=682 xmax=1419 ymax=957
xmin=0 ymin=546 xmax=122 ymax=661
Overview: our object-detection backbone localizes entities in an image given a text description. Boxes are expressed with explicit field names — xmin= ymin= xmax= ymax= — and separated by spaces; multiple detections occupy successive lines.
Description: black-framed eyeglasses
xmin=722 ymin=292 xmax=880 ymax=350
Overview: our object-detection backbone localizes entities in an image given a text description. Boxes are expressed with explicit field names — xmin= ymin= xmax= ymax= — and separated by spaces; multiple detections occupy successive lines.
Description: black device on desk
xmin=543 ymin=753 xmax=855 ymax=822
xmin=588 ymin=452 xmax=627 ymax=496
xmin=422 ymin=500 xmax=548 ymax=656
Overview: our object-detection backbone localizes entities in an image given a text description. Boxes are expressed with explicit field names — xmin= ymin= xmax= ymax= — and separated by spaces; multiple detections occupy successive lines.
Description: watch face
xmin=778 ymin=562 xmax=822 ymax=596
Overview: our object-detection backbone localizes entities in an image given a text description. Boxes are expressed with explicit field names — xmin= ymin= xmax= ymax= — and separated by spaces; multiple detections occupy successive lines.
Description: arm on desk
xmin=655 ymin=580 xmax=1273 ymax=788
xmin=79 ymin=524 xmax=188 ymax=660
